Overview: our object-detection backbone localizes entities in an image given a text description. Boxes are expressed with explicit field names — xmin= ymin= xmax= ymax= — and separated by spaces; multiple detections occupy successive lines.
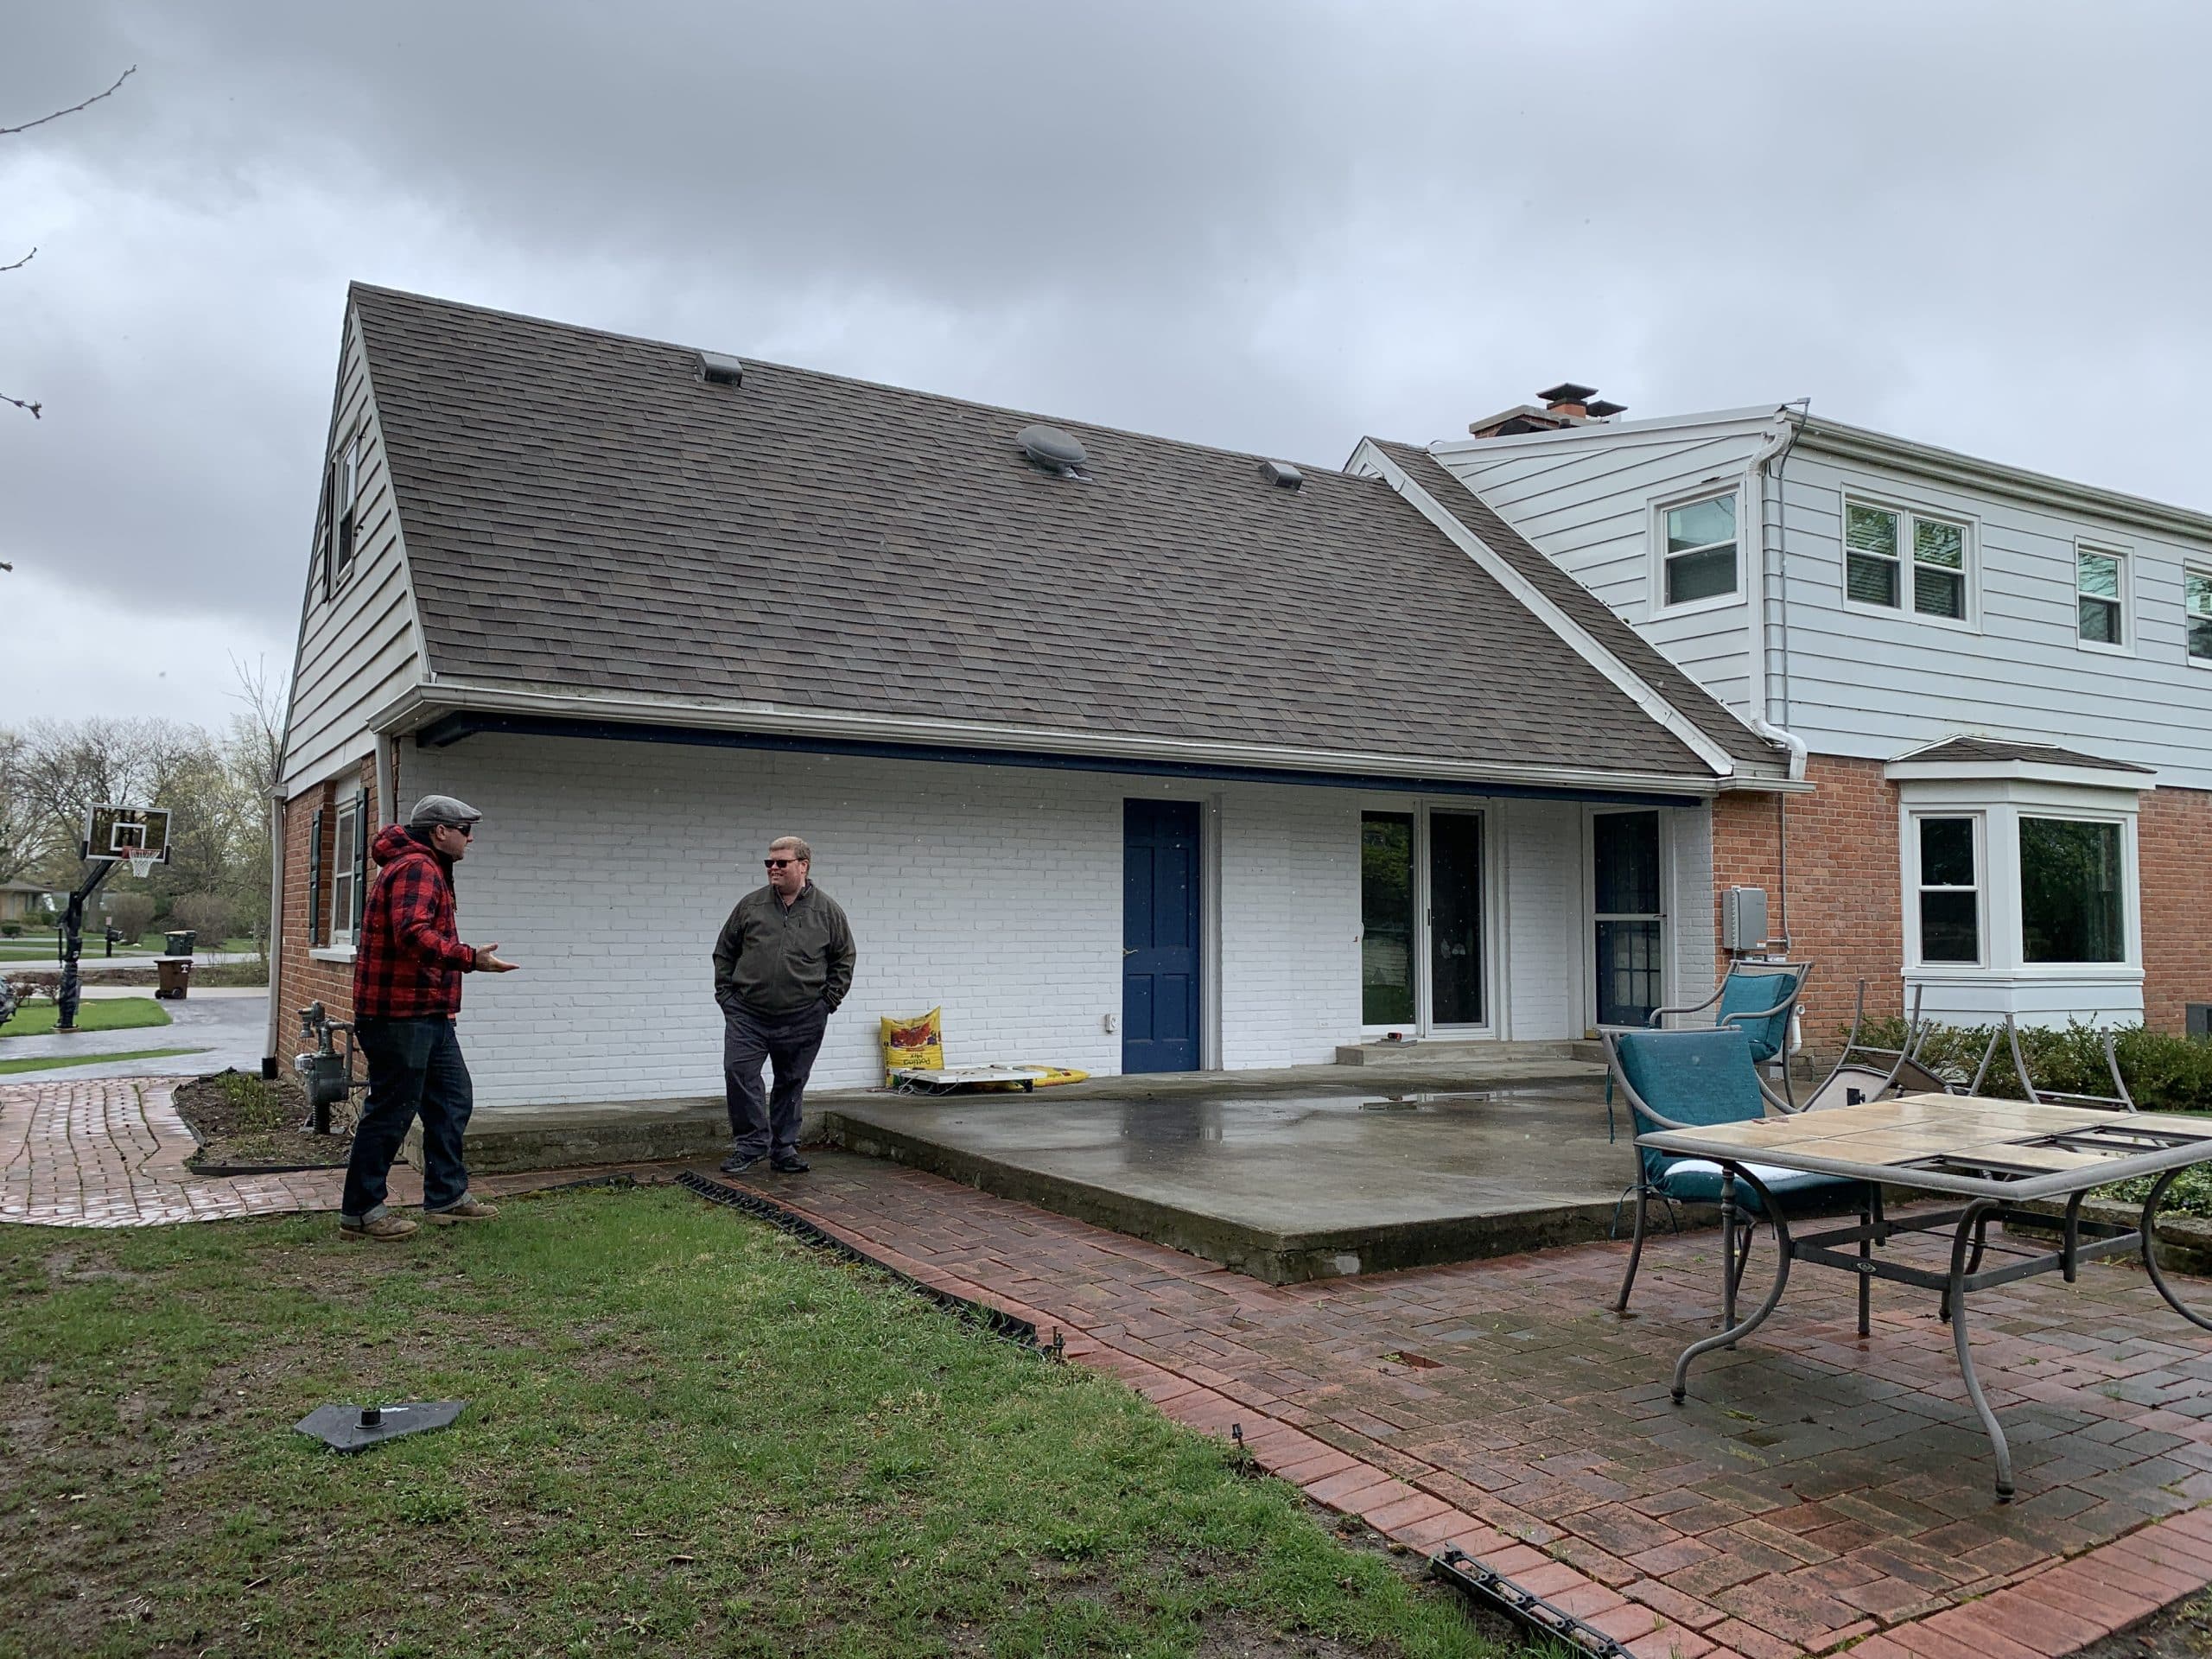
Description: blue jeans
xmin=343 ymin=1015 xmax=474 ymax=1219
xmin=722 ymin=998 xmax=830 ymax=1158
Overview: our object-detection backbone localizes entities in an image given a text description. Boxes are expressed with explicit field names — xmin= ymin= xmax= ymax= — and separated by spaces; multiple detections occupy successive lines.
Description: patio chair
xmin=1606 ymin=959 xmax=1813 ymax=1139
xmin=1799 ymin=981 xmax=1961 ymax=1111
xmin=1968 ymin=1013 xmax=2135 ymax=1112
xmin=1607 ymin=1025 xmax=1878 ymax=1320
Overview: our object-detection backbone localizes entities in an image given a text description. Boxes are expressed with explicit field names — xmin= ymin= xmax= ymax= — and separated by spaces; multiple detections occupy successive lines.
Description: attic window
xmin=697 ymin=351 xmax=744 ymax=386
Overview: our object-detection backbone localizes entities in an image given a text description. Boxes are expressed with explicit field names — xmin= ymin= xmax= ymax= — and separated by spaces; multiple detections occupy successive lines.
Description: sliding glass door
xmin=1360 ymin=808 xmax=1489 ymax=1033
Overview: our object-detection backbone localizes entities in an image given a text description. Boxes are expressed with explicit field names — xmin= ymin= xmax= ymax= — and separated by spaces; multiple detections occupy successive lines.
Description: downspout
xmin=375 ymin=732 xmax=397 ymax=830
xmin=261 ymin=787 xmax=286 ymax=1078
xmin=1750 ymin=404 xmax=1811 ymax=957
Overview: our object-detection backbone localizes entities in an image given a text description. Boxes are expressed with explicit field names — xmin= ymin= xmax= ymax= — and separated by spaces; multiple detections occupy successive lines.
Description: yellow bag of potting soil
xmin=880 ymin=1007 xmax=944 ymax=1085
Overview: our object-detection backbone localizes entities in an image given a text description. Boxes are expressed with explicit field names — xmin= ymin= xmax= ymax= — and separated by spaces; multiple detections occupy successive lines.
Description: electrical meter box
xmin=1723 ymin=887 xmax=1769 ymax=955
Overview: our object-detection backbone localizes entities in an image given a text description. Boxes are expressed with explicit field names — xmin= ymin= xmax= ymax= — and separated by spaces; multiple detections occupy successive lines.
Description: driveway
xmin=1 ymin=988 xmax=269 ymax=1081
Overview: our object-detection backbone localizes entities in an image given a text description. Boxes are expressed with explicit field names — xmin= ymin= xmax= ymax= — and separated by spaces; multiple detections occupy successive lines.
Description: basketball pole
xmin=55 ymin=855 xmax=120 ymax=1034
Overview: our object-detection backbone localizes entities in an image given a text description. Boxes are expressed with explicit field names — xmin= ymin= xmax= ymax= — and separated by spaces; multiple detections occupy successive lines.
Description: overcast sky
xmin=4 ymin=1 xmax=2211 ymax=732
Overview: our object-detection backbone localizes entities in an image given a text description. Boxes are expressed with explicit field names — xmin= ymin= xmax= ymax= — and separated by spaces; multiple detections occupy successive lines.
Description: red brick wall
xmin=2141 ymin=785 xmax=2212 ymax=1034
xmin=1713 ymin=755 xmax=1903 ymax=1043
xmin=274 ymin=753 xmax=388 ymax=1039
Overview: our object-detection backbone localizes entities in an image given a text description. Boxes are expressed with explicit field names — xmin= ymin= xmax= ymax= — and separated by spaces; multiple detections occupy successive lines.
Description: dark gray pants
xmin=721 ymin=998 xmax=830 ymax=1157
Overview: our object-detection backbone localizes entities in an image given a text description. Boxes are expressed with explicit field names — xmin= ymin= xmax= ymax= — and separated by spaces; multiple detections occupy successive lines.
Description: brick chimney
xmin=1467 ymin=382 xmax=1627 ymax=440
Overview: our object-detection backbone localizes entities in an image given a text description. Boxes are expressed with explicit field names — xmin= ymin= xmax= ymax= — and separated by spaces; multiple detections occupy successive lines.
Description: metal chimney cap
xmin=1535 ymin=381 xmax=1599 ymax=405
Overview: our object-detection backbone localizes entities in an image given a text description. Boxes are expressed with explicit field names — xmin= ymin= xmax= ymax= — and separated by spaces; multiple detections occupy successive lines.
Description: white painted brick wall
xmin=1217 ymin=786 xmax=1362 ymax=1066
xmin=404 ymin=734 xmax=1711 ymax=1105
xmin=1501 ymin=798 xmax=1583 ymax=1039
xmin=1669 ymin=803 xmax=1718 ymax=1007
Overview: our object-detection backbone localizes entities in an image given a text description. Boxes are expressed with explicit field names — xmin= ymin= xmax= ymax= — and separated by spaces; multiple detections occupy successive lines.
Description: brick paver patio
xmin=12 ymin=1077 xmax=2212 ymax=1656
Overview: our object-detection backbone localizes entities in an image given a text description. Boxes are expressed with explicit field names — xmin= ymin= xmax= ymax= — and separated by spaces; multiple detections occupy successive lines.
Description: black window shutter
xmin=352 ymin=787 xmax=369 ymax=931
xmin=317 ymin=464 xmax=334 ymax=599
xmin=308 ymin=807 xmax=326 ymax=946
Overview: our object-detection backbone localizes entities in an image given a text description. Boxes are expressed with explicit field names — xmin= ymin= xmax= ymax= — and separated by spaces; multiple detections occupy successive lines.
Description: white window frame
xmin=2183 ymin=562 xmax=2212 ymax=670
xmin=1840 ymin=493 xmax=1979 ymax=632
xmin=2074 ymin=539 xmax=2133 ymax=656
xmin=2016 ymin=810 xmax=2130 ymax=968
xmin=1906 ymin=810 xmax=1985 ymax=969
xmin=327 ymin=796 xmax=360 ymax=951
xmin=325 ymin=429 xmax=363 ymax=596
xmin=1649 ymin=486 xmax=1744 ymax=618
xmin=1356 ymin=802 xmax=1503 ymax=1039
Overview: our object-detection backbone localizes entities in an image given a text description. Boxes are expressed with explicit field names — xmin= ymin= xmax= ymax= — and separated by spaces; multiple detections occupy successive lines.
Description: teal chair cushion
xmin=1716 ymin=968 xmax=1800 ymax=1063
xmin=1615 ymin=1026 xmax=1859 ymax=1206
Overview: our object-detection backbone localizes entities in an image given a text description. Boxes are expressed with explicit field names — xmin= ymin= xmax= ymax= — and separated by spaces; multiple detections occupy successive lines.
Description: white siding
xmin=1431 ymin=417 xmax=1773 ymax=714
xmin=1771 ymin=448 xmax=2212 ymax=789
xmin=398 ymin=735 xmax=1648 ymax=1106
xmin=280 ymin=307 xmax=425 ymax=792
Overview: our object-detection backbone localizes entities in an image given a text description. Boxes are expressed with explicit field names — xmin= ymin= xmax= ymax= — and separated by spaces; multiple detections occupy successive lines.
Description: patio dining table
xmin=1636 ymin=1091 xmax=2212 ymax=1499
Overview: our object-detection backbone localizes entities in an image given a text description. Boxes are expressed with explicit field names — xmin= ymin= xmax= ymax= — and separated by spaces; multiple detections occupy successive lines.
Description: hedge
xmin=1854 ymin=1017 xmax=2212 ymax=1116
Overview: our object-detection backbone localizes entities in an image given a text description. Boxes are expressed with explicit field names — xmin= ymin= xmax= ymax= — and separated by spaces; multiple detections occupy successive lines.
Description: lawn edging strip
xmin=676 ymin=1169 xmax=1045 ymax=1349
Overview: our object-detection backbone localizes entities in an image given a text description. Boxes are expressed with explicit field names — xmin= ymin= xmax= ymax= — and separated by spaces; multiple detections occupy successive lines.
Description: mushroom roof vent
xmin=1016 ymin=423 xmax=1089 ymax=477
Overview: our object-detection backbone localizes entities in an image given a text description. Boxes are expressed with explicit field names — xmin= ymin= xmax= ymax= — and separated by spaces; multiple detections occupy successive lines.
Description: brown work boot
xmin=340 ymin=1211 xmax=419 ymax=1243
xmin=425 ymin=1197 xmax=499 ymax=1224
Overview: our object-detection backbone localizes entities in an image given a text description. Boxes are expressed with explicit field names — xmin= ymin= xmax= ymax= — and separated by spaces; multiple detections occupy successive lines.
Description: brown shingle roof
xmin=1369 ymin=442 xmax=1783 ymax=772
xmin=351 ymin=284 xmax=1755 ymax=784
xmin=1900 ymin=736 xmax=2155 ymax=773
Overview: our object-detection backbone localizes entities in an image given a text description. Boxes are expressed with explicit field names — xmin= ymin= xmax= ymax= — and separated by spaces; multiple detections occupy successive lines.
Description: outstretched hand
xmin=475 ymin=944 xmax=520 ymax=973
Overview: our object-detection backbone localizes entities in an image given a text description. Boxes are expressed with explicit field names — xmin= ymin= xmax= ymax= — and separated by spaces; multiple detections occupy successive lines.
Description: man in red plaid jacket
xmin=340 ymin=794 xmax=518 ymax=1242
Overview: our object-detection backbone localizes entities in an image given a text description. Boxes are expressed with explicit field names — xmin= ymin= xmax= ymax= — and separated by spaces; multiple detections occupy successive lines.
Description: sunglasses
xmin=764 ymin=856 xmax=805 ymax=869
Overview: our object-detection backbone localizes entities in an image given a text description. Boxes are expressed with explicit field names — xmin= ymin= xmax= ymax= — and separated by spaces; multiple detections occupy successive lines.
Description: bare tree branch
xmin=0 ymin=66 xmax=136 ymax=137
xmin=1 ymin=392 xmax=41 ymax=419
xmin=0 ymin=247 xmax=34 ymax=274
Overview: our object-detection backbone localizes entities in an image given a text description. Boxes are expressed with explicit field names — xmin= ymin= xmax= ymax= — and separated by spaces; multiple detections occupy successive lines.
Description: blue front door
xmin=1123 ymin=800 xmax=1202 ymax=1072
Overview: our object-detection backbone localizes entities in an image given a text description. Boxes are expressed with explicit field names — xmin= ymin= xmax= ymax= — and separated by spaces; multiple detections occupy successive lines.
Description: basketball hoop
xmin=127 ymin=853 xmax=157 ymax=880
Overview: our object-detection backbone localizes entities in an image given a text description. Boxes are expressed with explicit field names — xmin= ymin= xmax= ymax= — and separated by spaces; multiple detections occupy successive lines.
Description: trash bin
xmin=155 ymin=957 xmax=192 ymax=1000
xmin=164 ymin=929 xmax=198 ymax=957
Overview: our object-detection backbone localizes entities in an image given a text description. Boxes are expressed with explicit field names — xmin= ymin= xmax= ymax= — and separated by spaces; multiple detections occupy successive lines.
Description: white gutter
xmin=1749 ymin=715 xmax=1808 ymax=783
xmin=364 ymin=681 xmax=1733 ymax=800
xmin=1351 ymin=441 xmax=1739 ymax=780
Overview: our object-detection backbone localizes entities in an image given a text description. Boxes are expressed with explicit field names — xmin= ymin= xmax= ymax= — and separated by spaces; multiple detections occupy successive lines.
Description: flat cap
xmin=408 ymin=793 xmax=482 ymax=829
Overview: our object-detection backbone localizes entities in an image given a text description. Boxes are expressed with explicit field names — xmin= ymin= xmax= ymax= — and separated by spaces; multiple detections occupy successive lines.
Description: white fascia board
xmin=1800 ymin=419 xmax=2212 ymax=546
xmin=365 ymin=681 xmax=1728 ymax=799
xmin=1349 ymin=440 xmax=1738 ymax=781
xmin=1885 ymin=758 xmax=2157 ymax=792
xmin=1425 ymin=404 xmax=1789 ymax=461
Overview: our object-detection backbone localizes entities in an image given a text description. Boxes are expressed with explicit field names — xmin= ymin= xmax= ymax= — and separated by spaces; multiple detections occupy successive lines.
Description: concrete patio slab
xmin=823 ymin=1083 xmax=1645 ymax=1281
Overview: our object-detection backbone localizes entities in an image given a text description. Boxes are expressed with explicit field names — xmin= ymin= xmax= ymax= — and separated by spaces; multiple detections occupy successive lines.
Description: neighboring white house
xmin=1421 ymin=387 xmax=2212 ymax=1032
xmin=270 ymin=288 xmax=1796 ymax=1109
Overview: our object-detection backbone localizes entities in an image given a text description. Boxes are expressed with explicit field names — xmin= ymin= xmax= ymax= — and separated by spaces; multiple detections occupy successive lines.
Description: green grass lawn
xmin=0 ymin=996 xmax=171 ymax=1039
xmin=0 ymin=1189 xmax=1503 ymax=1659
xmin=0 ymin=1046 xmax=205 ymax=1077
xmin=0 ymin=934 xmax=259 ymax=961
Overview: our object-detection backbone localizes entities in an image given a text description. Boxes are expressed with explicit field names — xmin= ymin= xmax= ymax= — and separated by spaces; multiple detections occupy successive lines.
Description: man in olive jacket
xmin=712 ymin=835 xmax=856 ymax=1174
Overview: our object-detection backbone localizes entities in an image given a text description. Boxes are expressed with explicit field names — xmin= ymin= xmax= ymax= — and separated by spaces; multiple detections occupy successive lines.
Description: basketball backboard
xmin=83 ymin=805 xmax=172 ymax=874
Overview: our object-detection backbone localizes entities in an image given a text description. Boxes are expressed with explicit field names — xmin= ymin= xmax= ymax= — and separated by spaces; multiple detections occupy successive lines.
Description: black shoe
xmin=770 ymin=1154 xmax=810 ymax=1174
xmin=719 ymin=1153 xmax=762 ymax=1175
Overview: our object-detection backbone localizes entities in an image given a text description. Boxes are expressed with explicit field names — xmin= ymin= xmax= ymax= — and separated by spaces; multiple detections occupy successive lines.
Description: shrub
xmin=104 ymin=892 xmax=157 ymax=944
xmin=169 ymin=893 xmax=237 ymax=941
xmin=1856 ymin=1016 xmax=2212 ymax=1114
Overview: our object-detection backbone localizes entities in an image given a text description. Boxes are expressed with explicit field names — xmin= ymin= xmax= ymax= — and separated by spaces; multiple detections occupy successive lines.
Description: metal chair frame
xmin=1800 ymin=981 xmax=1961 ymax=1110
xmin=1603 ymin=960 xmax=1814 ymax=1141
xmin=1968 ymin=1012 xmax=2135 ymax=1112
xmin=1605 ymin=1027 xmax=1882 ymax=1325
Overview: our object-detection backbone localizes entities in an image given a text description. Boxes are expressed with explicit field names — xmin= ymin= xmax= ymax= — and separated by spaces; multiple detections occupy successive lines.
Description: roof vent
xmin=1259 ymin=459 xmax=1303 ymax=490
xmin=1015 ymin=423 xmax=1089 ymax=478
xmin=697 ymin=350 xmax=745 ymax=386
